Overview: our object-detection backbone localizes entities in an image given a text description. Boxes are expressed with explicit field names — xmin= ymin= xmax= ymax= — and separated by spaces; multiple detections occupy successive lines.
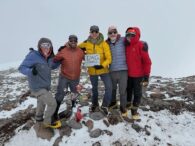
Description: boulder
xmin=59 ymin=124 xmax=72 ymax=137
xmin=89 ymin=112 xmax=104 ymax=121
xmin=67 ymin=119 xmax=82 ymax=129
xmin=89 ymin=128 xmax=102 ymax=138
xmin=33 ymin=122 xmax=54 ymax=141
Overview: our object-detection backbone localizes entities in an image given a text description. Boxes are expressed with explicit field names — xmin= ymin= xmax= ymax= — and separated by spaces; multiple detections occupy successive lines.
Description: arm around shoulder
xmin=101 ymin=42 xmax=112 ymax=68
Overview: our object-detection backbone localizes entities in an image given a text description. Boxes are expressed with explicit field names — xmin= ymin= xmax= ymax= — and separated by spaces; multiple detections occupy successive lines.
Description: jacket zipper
xmin=93 ymin=43 xmax=96 ymax=74
xmin=72 ymin=49 xmax=75 ymax=79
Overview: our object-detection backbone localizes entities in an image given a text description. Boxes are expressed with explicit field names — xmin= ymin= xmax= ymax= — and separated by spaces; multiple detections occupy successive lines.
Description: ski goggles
xmin=40 ymin=43 xmax=51 ymax=49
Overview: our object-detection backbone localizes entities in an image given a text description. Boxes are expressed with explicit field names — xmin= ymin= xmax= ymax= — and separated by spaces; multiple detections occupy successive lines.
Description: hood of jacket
xmin=125 ymin=27 xmax=141 ymax=45
xmin=37 ymin=37 xmax=54 ymax=58
xmin=87 ymin=33 xmax=104 ymax=45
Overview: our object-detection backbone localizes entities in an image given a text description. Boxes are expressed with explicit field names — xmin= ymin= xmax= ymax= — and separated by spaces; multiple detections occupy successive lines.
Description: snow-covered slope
xmin=0 ymin=66 xmax=195 ymax=146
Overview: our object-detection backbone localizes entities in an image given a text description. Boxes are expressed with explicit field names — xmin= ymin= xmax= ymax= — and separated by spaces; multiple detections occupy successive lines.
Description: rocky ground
xmin=0 ymin=68 xmax=195 ymax=146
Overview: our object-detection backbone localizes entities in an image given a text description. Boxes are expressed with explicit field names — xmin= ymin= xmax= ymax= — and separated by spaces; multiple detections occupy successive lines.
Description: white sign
xmin=84 ymin=54 xmax=100 ymax=67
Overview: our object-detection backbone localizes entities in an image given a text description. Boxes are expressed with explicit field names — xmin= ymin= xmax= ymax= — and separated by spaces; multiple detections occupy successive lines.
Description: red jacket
xmin=54 ymin=47 xmax=84 ymax=80
xmin=125 ymin=27 xmax=152 ymax=77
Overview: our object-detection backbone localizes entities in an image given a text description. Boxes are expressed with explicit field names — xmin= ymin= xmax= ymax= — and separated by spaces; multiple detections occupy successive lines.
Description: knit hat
xmin=69 ymin=35 xmax=78 ymax=42
xmin=90 ymin=25 xmax=99 ymax=32
xmin=108 ymin=25 xmax=117 ymax=33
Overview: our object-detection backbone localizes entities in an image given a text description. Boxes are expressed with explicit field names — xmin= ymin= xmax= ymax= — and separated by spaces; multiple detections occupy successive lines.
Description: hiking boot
xmin=58 ymin=109 xmax=72 ymax=119
xmin=52 ymin=114 xmax=59 ymax=123
xmin=108 ymin=101 xmax=118 ymax=109
xmin=126 ymin=102 xmax=133 ymax=110
xmin=100 ymin=106 xmax=109 ymax=115
xmin=132 ymin=114 xmax=140 ymax=120
xmin=89 ymin=104 xmax=99 ymax=112
xmin=53 ymin=101 xmax=61 ymax=120
xmin=44 ymin=120 xmax=62 ymax=129
xmin=120 ymin=106 xmax=128 ymax=117
xmin=131 ymin=108 xmax=140 ymax=120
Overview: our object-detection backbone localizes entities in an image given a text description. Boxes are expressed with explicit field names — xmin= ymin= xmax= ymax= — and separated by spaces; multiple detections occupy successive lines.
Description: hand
xmin=94 ymin=65 xmax=103 ymax=69
xmin=80 ymin=47 xmax=86 ymax=51
xmin=142 ymin=76 xmax=149 ymax=87
xmin=32 ymin=66 xmax=38 ymax=75
xmin=65 ymin=42 xmax=70 ymax=48
xmin=80 ymin=47 xmax=86 ymax=54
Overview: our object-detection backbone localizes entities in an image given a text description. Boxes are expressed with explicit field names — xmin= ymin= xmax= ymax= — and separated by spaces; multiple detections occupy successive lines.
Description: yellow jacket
xmin=78 ymin=33 xmax=112 ymax=75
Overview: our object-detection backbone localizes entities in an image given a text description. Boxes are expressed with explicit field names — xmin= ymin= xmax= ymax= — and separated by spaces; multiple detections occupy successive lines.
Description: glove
xmin=58 ymin=46 xmax=65 ymax=52
xmin=80 ymin=47 xmax=86 ymax=51
xmin=80 ymin=47 xmax=86 ymax=54
xmin=32 ymin=66 xmax=38 ymax=75
xmin=94 ymin=65 xmax=103 ymax=69
xmin=142 ymin=76 xmax=149 ymax=87
xmin=29 ymin=48 xmax=34 ymax=51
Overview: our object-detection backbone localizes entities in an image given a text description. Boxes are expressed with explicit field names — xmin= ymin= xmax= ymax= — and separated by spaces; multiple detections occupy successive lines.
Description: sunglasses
xmin=69 ymin=39 xmax=77 ymax=43
xmin=126 ymin=32 xmax=136 ymax=37
xmin=40 ymin=43 xmax=51 ymax=49
xmin=90 ymin=31 xmax=99 ymax=34
xmin=108 ymin=31 xmax=117 ymax=35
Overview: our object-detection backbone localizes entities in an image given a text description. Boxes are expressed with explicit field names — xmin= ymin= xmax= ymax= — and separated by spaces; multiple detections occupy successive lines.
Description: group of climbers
xmin=18 ymin=25 xmax=152 ymax=129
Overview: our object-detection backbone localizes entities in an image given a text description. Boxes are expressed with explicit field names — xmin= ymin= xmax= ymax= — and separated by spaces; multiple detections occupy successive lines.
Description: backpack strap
xmin=141 ymin=41 xmax=148 ymax=52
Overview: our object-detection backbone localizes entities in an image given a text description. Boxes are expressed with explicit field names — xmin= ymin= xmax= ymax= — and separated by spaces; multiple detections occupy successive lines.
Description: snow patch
xmin=0 ymin=97 xmax=37 ymax=119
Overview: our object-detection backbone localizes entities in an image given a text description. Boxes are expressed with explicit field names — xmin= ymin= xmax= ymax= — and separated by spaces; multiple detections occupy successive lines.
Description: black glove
xmin=142 ymin=76 xmax=149 ymax=87
xmin=80 ymin=47 xmax=86 ymax=54
xmin=58 ymin=46 xmax=65 ymax=52
xmin=94 ymin=65 xmax=103 ymax=69
xmin=29 ymin=48 xmax=34 ymax=51
xmin=32 ymin=66 xmax=38 ymax=75
xmin=80 ymin=47 xmax=86 ymax=51
xmin=143 ymin=76 xmax=149 ymax=82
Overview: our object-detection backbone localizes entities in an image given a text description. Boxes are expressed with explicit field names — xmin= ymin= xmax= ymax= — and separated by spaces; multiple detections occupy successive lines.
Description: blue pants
xmin=90 ymin=73 xmax=112 ymax=107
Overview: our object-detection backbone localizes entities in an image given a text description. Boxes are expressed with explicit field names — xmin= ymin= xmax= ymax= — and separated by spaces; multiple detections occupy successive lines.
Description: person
xmin=18 ymin=38 xmax=60 ymax=128
xmin=78 ymin=25 xmax=112 ymax=115
xmin=125 ymin=27 xmax=152 ymax=120
xmin=106 ymin=26 xmax=128 ymax=116
xmin=53 ymin=35 xmax=84 ymax=120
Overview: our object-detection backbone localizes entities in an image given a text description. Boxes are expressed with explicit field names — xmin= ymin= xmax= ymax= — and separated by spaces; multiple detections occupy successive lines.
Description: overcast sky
xmin=0 ymin=0 xmax=195 ymax=77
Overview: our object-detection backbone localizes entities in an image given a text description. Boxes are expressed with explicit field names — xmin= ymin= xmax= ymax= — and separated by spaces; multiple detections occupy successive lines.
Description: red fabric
xmin=125 ymin=27 xmax=152 ymax=77
xmin=54 ymin=47 xmax=84 ymax=80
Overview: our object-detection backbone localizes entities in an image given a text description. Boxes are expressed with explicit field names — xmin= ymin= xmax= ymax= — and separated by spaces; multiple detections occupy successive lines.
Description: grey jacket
xmin=107 ymin=36 xmax=128 ymax=72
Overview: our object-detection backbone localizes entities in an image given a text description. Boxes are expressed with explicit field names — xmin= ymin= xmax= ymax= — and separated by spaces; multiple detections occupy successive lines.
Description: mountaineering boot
xmin=89 ymin=104 xmax=99 ymax=112
xmin=126 ymin=102 xmax=132 ymax=110
xmin=100 ymin=106 xmax=109 ymax=115
xmin=53 ymin=101 xmax=61 ymax=121
xmin=44 ymin=120 xmax=62 ymax=129
xmin=108 ymin=101 xmax=118 ymax=110
xmin=131 ymin=107 xmax=140 ymax=120
xmin=120 ymin=106 xmax=128 ymax=117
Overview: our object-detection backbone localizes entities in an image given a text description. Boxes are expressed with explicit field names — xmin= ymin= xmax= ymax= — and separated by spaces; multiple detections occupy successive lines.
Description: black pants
xmin=127 ymin=77 xmax=143 ymax=107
